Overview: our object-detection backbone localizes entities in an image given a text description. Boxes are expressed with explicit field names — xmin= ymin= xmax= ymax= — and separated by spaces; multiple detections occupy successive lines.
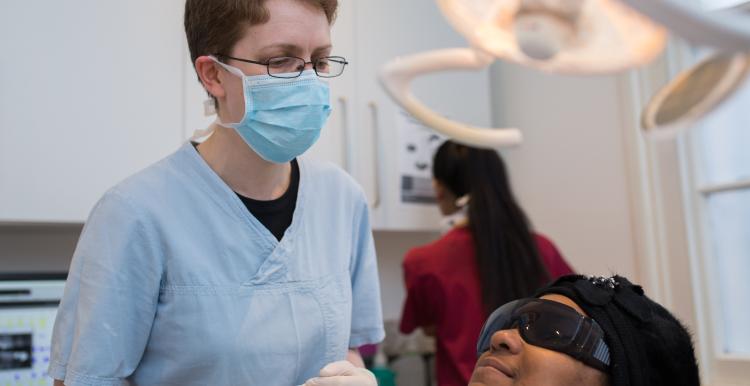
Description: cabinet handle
xmin=338 ymin=97 xmax=353 ymax=174
xmin=368 ymin=101 xmax=383 ymax=209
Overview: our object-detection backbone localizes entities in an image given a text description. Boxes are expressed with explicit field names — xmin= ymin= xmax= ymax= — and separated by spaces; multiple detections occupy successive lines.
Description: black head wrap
xmin=536 ymin=274 xmax=700 ymax=386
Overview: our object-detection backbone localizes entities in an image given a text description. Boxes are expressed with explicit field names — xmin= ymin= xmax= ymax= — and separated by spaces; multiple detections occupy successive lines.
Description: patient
xmin=470 ymin=275 xmax=700 ymax=386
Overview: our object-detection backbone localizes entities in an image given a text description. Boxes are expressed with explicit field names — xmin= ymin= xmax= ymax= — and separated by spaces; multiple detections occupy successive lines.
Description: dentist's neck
xmin=197 ymin=125 xmax=292 ymax=201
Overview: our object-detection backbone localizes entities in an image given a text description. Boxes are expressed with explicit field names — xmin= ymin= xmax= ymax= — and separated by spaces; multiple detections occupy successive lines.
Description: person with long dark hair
xmin=399 ymin=140 xmax=574 ymax=386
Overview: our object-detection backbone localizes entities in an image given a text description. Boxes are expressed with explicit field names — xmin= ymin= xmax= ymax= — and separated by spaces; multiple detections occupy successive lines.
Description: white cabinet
xmin=0 ymin=1 xmax=185 ymax=223
xmin=1 ymin=0 xmax=491 ymax=229
xmin=304 ymin=0 xmax=357 ymax=174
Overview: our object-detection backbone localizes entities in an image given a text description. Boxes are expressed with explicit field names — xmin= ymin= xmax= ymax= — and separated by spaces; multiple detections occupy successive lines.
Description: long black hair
xmin=432 ymin=140 xmax=551 ymax=315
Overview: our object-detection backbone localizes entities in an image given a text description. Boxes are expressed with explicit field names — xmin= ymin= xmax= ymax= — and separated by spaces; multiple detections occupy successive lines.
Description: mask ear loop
xmin=191 ymin=56 xmax=249 ymax=140
xmin=455 ymin=194 xmax=470 ymax=207
xmin=203 ymin=98 xmax=217 ymax=117
xmin=208 ymin=55 xmax=247 ymax=77
xmin=190 ymin=120 xmax=221 ymax=142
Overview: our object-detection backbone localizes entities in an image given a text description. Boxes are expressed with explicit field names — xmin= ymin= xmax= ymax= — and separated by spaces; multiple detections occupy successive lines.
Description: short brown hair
xmin=184 ymin=0 xmax=338 ymax=66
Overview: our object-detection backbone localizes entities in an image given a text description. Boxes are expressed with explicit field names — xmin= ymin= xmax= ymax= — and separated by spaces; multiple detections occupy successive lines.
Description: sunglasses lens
xmin=517 ymin=302 xmax=581 ymax=349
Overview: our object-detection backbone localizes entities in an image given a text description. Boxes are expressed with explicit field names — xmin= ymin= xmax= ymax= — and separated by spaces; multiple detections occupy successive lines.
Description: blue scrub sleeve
xmin=348 ymin=198 xmax=385 ymax=348
xmin=48 ymin=189 xmax=162 ymax=386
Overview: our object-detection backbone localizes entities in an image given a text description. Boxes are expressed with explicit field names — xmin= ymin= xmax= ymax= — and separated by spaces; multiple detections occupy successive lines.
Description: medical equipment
xmin=640 ymin=2 xmax=750 ymax=137
xmin=642 ymin=51 xmax=750 ymax=137
xmin=380 ymin=0 xmax=750 ymax=148
xmin=0 ymin=274 xmax=66 ymax=386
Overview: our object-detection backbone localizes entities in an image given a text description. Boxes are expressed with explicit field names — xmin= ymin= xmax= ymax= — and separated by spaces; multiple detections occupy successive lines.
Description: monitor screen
xmin=0 ymin=274 xmax=65 ymax=386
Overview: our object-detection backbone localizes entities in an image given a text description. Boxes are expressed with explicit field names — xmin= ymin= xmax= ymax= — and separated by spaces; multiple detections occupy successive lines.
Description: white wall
xmin=490 ymin=62 xmax=638 ymax=280
xmin=373 ymin=230 xmax=440 ymax=321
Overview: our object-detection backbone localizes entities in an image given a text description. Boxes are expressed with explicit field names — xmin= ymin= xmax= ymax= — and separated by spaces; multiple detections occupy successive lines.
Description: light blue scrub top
xmin=48 ymin=143 xmax=385 ymax=386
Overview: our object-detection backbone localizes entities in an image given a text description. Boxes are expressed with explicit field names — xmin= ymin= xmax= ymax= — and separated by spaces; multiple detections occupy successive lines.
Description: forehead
xmin=539 ymin=294 xmax=589 ymax=317
xmin=252 ymin=0 xmax=329 ymax=39
xmin=232 ymin=0 xmax=331 ymax=56
xmin=265 ymin=0 xmax=328 ymax=25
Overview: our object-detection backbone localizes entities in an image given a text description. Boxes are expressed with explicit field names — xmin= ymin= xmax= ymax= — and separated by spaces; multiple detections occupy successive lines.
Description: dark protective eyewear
xmin=476 ymin=298 xmax=611 ymax=372
xmin=215 ymin=54 xmax=348 ymax=78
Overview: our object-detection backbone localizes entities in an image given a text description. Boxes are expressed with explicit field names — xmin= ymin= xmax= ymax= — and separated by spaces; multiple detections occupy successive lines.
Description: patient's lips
xmin=474 ymin=355 xmax=516 ymax=383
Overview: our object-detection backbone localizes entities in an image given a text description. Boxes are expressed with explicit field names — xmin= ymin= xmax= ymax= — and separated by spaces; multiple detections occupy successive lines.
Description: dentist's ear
xmin=194 ymin=56 xmax=227 ymax=99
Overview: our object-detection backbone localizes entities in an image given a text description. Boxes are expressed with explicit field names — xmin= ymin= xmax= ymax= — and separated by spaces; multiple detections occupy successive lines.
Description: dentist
xmin=49 ymin=1 xmax=383 ymax=385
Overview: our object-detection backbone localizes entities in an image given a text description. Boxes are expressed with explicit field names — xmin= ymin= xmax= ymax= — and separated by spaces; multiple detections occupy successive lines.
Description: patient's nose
xmin=490 ymin=328 xmax=524 ymax=355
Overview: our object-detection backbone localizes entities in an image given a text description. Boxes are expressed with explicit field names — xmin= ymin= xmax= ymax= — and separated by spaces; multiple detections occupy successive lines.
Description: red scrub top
xmin=399 ymin=227 xmax=574 ymax=386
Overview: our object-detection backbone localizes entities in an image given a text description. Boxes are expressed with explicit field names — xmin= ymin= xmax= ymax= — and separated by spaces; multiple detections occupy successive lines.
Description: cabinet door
xmin=305 ymin=0 xmax=357 ymax=173
xmin=0 ymin=1 xmax=185 ymax=222
xmin=354 ymin=0 xmax=493 ymax=231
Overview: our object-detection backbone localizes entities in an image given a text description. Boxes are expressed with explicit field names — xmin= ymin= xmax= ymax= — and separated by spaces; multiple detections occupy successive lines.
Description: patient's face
xmin=469 ymin=295 xmax=608 ymax=386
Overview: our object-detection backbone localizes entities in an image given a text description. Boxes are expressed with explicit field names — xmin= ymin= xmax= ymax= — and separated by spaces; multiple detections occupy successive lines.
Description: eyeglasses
xmin=215 ymin=54 xmax=348 ymax=79
xmin=476 ymin=298 xmax=611 ymax=372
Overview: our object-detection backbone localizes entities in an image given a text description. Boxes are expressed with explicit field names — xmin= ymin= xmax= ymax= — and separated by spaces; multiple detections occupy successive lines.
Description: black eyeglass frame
xmin=476 ymin=297 xmax=611 ymax=372
xmin=214 ymin=53 xmax=348 ymax=78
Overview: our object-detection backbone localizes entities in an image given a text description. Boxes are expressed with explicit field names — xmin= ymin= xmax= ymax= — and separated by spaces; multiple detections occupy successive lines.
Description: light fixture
xmin=642 ymin=52 xmax=750 ymax=139
xmin=380 ymin=0 xmax=667 ymax=148
xmin=380 ymin=0 xmax=750 ymax=148
xmin=639 ymin=1 xmax=750 ymax=136
xmin=437 ymin=0 xmax=667 ymax=73
xmin=621 ymin=0 xmax=750 ymax=51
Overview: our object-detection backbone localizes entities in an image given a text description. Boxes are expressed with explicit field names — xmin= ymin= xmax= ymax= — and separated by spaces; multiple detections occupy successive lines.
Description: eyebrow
xmin=312 ymin=44 xmax=333 ymax=54
xmin=259 ymin=43 xmax=333 ymax=57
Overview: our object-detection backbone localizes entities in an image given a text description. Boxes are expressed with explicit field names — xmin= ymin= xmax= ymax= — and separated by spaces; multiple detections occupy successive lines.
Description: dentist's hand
xmin=303 ymin=361 xmax=377 ymax=386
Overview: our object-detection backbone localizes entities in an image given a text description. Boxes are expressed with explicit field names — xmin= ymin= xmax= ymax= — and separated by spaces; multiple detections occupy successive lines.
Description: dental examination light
xmin=637 ymin=1 xmax=750 ymax=137
xmin=622 ymin=0 xmax=750 ymax=52
xmin=380 ymin=0 xmax=750 ymax=148
xmin=641 ymin=51 xmax=750 ymax=138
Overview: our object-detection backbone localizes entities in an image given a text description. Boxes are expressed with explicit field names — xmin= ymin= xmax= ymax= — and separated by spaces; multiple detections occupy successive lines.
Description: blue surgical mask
xmin=211 ymin=57 xmax=331 ymax=163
